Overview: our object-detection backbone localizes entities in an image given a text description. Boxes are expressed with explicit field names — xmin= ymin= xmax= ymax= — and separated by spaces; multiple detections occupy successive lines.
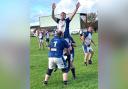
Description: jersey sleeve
xmin=56 ymin=18 xmax=60 ymax=23
xmin=66 ymin=18 xmax=71 ymax=23
xmin=84 ymin=32 xmax=89 ymax=38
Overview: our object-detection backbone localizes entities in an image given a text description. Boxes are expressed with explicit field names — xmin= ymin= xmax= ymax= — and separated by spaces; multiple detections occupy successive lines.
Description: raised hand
xmin=76 ymin=2 xmax=80 ymax=9
xmin=52 ymin=3 xmax=56 ymax=10
xmin=69 ymin=2 xmax=80 ymax=20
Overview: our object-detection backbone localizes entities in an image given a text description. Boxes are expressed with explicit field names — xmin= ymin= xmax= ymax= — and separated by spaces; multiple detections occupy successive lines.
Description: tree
xmin=87 ymin=13 xmax=97 ymax=23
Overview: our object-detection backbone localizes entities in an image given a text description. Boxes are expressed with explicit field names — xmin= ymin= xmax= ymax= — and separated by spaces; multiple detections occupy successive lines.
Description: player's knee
xmin=70 ymin=65 xmax=74 ymax=69
xmin=85 ymin=53 xmax=89 ymax=57
xmin=70 ymin=61 xmax=73 ymax=68
xmin=46 ymin=69 xmax=53 ymax=76
xmin=62 ymin=68 xmax=68 ymax=73
xmin=90 ymin=50 xmax=94 ymax=54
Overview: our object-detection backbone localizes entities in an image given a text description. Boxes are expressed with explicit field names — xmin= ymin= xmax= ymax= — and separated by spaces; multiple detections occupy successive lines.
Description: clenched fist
xmin=52 ymin=3 xmax=56 ymax=10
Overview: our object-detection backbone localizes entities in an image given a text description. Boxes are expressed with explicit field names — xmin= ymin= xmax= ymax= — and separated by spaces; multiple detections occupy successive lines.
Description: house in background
xmin=39 ymin=13 xmax=94 ymax=34
xmin=30 ymin=13 xmax=98 ymax=36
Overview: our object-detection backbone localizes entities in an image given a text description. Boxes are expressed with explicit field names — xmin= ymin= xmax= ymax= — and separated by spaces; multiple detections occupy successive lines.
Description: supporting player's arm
xmin=52 ymin=3 xmax=58 ymax=22
xmin=69 ymin=2 xmax=80 ymax=21
xmin=81 ymin=35 xmax=85 ymax=42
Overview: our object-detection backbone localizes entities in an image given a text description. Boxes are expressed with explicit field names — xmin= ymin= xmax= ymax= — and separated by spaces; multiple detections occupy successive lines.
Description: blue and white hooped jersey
xmin=83 ymin=31 xmax=92 ymax=46
xmin=56 ymin=18 xmax=71 ymax=38
xmin=46 ymin=32 xmax=50 ymax=38
xmin=38 ymin=32 xmax=43 ymax=39
xmin=48 ymin=36 xmax=69 ymax=58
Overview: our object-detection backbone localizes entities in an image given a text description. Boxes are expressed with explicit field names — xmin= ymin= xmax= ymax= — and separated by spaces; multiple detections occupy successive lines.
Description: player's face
xmin=88 ymin=27 xmax=94 ymax=32
xmin=60 ymin=12 xmax=66 ymax=20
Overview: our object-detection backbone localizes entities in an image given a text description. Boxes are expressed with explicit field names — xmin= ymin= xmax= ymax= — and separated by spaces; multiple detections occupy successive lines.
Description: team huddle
xmin=37 ymin=2 xmax=96 ymax=86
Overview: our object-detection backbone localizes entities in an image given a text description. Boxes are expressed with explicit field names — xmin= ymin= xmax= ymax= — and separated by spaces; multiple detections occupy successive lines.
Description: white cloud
xmin=78 ymin=0 xmax=98 ymax=13
xmin=55 ymin=0 xmax=76 ymax=14
xmin=30 ymin=0 xmax=97 ymax=23
xmin=79 ymin=0 xmax=95 ymax=8
xmin=55 ymin=0 xmax=97 ymax=14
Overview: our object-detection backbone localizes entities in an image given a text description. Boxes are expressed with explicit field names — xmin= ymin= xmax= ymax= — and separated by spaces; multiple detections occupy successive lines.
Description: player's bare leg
xmin=39 ymin=42 xmax=41 ymax=50
xmin=70 ymin=61 xmax=76 ymax=79
xmin=46 ymin=41 xmax=49 ymax=47
xmin=84 ymin=53 xmax=90 ymax=66
xmin=42 ymin=42 xmax=45 ymax=50
xmin=44 ymin=74 xmax=50 ymax=82
xmin=46 ymin=42 xmax=48 ymax=47
xmin=63 ymin=73 xmax=68 ymax=85
xmin=43 ymin=74 xmax=49 ymax=85
xmin=88 ymin=51 xmax=94 ymax=64
xmin=43 ymin=69 xmax=53 ymax=85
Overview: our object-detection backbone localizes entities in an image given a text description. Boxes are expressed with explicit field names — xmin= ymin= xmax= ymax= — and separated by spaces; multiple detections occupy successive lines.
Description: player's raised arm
xmin=52 ymin=3 xmax=58 ymax=22
xmin=69 ymin=2 xmax=80 ymax=21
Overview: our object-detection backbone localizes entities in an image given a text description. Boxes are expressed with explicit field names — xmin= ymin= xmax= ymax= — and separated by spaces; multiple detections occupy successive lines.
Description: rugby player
xmin=81 ymin=26 xmax=96 ymax=66
xmin=43 ymin=31 xmax=70 ymax=85
xmin=52 ymin=2 xmax=80 ymax=70
xmin=45 ymin=30 xmax=50 ymax=47
xmin=37 ymin=29 xmax=44 ymax=50
xmin=52 ymin=2 xmax=80 ymax=38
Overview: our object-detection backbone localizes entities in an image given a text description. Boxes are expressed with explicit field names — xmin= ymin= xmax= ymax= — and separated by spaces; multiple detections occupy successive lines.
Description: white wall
xmin=39 ymin=13 xmax=81 ymax=31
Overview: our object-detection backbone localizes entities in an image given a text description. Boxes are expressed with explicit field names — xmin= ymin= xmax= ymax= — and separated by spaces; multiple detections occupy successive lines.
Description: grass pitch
xmin=30 ymin=33 xmax=98 ymax=89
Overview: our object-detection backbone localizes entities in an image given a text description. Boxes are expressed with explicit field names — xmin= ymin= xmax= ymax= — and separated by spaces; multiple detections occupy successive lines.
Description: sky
xmin=30 ymin=0 xmax=97 ymax=23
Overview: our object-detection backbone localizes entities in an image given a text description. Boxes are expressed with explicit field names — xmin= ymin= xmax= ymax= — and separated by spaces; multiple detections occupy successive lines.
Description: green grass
xmin=30 ymin=33 xmax=98 ymax=89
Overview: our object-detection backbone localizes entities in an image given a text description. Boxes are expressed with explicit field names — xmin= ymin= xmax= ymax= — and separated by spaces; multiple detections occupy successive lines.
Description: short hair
xmin=56 ymin=31 xmax=63 ymax=37
xmin=88 ymin=23 xmax=94 ymax=29
xmin=61 ymin=12 xmax=66 ymax=15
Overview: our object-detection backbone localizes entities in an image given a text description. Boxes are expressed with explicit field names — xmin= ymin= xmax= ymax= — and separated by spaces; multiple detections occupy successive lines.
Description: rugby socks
xmin=89 ymin=59 xmax=92 ymax=64
xmin=43 ymin=81 xmax=48 ymax=85
xmin=84 ymin=62 xmax=87 ymax=66
xmin=63 ymin=81 xmax=67 ymax=85
xmin=71 ymin=68 xmax=76 ymax=79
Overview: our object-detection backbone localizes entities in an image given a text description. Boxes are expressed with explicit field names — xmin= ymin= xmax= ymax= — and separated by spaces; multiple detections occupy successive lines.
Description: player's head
xmin=56 ymin=31 xmax=63 ymax=37
xmin=88 ymin=26 xmax=94 ymax=32
xmin=60 ymin=12 xmax=66 ymax=20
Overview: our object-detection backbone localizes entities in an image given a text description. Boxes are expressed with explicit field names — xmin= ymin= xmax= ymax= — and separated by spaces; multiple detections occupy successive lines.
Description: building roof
xmin=30 ymin=22 xmax=39 ymax=26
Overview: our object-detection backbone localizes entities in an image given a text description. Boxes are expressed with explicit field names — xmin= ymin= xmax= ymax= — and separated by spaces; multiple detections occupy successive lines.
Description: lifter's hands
xmin=52 ymin=3 xmax=56 ymax=10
